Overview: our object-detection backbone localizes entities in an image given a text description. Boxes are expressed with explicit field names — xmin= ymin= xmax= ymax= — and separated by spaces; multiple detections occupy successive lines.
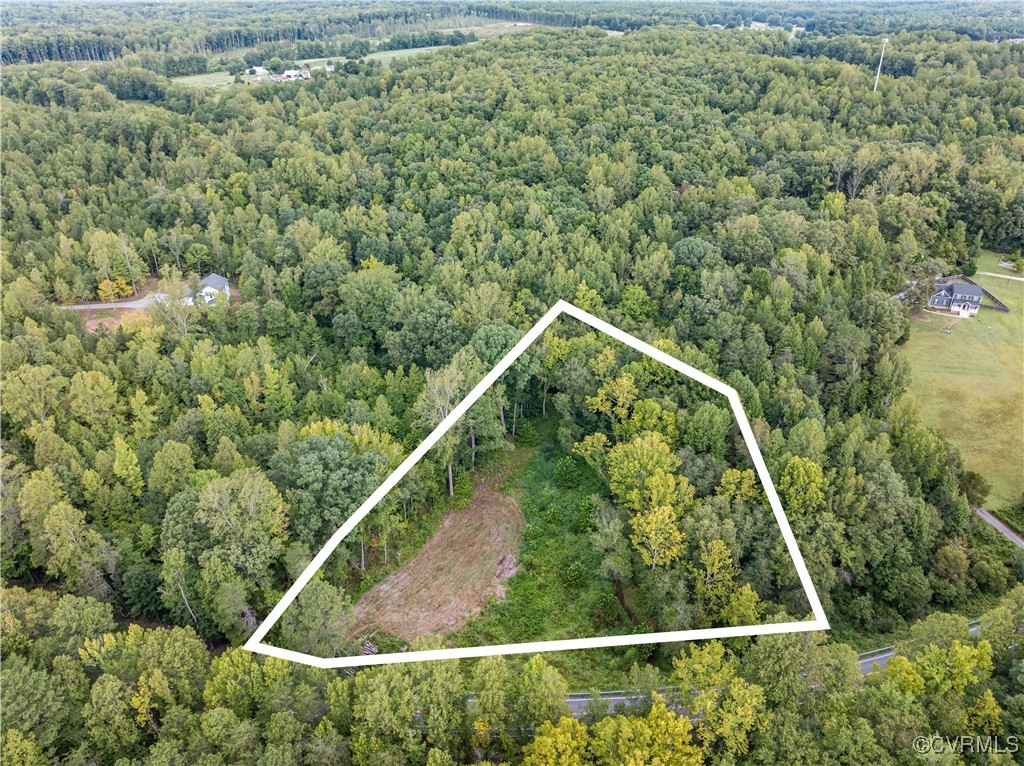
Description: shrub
xmin=454 ymin=471 xmax=473 ymax=500
xmin=972 ymin=556 xmax=1009 ymax=594
xmin=515 ymin=421 xmax=540 ymax=445
xmin=572 ymin=496 xmax=595 ymax=532
xmin=593 ymin=592 xmax=621 ymax=626
xmin=999 ymin=495 xmax=1024 ymax=535
xmin=564 ymin=561 xmax=586 ymax=590
xmin=521 ymin=497 xmax=538 ymax=518
xmin=555 ymin=455 xmax=582 ymax=488
xmin=523 ymin=523 xmax=543 ymax=545
xmin=544 ymin=505 xmax=563 ymax=526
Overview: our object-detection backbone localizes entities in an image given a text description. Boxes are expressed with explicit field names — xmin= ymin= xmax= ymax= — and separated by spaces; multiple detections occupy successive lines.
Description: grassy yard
xmin=176 ymin=45 xmax=460 ymax=89
xmin=976 ymin=248 xmax=1021 ymax=276
xmin=901 ymin=254 xmax=1024 ymax=510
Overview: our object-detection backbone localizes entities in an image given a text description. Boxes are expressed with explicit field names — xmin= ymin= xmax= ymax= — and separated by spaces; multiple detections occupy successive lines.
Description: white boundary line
xmin=245 ymin=300 xmax=830 ymax=667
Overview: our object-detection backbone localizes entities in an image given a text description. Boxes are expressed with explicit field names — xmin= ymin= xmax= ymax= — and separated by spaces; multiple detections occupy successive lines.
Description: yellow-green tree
xmin=716 ymin=468 xmax=760 ymax=506
xmin=112 ymin=435 xmax=144 ymax=498
xmin=606 ymin=432 xmax=685 ymax=513
xmin=521 ymin=717 xmax=589 ymax=766
xmin=515 ymin=655 xmax=570 ymax=729
xmin=629 ymin=505 xmax=685 ymax=570
xmin=778 ymin=456 xmax=826 ymax=517
xmin=590 ymin=693 xmax=703 ymax=766
xmin=692 ymin=540 xmax=757 ymax=628
xmin=673 ymin=641 xmax=767 ymax=756
xmin=586 ymin=372 xmax=638 ymax=434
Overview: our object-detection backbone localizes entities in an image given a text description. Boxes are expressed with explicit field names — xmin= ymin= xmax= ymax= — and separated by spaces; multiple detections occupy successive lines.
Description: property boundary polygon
xmin=245 ymin=301 xmax=830 ymax=667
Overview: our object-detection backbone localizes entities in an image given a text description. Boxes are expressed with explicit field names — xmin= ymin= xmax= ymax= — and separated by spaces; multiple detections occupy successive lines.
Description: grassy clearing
xmin=346 ymin=444 xmax=530 ymax=642
xmin=294 ymin=56 xmax=338 ymax=68
xmin=169 ymin=71 xmax=238 ymax=89
xmin=179 ymin=44 xmax=459 ymax=89
xmin=900 ymin=255 xmax=1024 ymax=510
xmin=433 ymin=20 xmax=559 ymax=38
xmin=333 ymin=416 xmax=635 ymax=684
xmin=977 ymin=248 xmax=1021 ymax=276
xmin=182 ymin=24 xmax=568 ymax=88
xmin=365 ymin=45 xmax=450 ymax=67
xmin=450 ymin=418 xmax=645 ymax=685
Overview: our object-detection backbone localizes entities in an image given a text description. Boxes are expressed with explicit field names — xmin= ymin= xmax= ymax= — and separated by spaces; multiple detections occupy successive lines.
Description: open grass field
xmin=433 ymin=20 xmax=559 ymax=38
xmin=364 ymin=45 xmax=450 ymax=67
xmin=169 ymin=71 xmax=239 ymax=89
xmin=177 ymin=44 xmax=460 ymax=88
xmin=184 ymin=23 xmax=569 ymax=88
xmin=901 ymin=252 xmax=1024 ymax=510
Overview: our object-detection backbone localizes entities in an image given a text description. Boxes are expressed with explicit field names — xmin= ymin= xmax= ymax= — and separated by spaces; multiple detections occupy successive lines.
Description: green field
xmin=901 ymin=251 xmax=1024 ymax=510
xmin=169 ymin=71 xmax=239 ymax=89
xmin=190 ymin=23 xmax=566 ymax=86
xmin=365 ymin=45 xmax=451 ymax=67
xmin=176 ymin=45 xmax=458 ymax=89
xmin=433 ymin=20 xmax=560 ymax=38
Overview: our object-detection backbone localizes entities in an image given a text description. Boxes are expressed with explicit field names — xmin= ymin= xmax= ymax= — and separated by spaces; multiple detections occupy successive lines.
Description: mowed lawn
xmin=901 ymin=253 xmax=1024 ymax=510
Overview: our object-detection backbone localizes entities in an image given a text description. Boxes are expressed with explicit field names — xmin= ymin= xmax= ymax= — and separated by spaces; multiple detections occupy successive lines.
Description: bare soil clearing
xmin=348 ymin=465 xmax=525 ymax=642
xmin=83 ymin=307 xmax=144 ymax=332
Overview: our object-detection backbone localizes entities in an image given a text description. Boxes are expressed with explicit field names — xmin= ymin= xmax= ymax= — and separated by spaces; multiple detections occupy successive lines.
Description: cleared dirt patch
xmin=348 ymin=467 xmax=524 ymax=642
xmin=83 ymin=307 xmax=144 ymax=332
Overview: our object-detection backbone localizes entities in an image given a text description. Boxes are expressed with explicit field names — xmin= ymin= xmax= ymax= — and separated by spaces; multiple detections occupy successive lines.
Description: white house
xmin=187 ymin=274 xmax=230 ymax=306
xmin=247 ymin=66 xmax=269 ymax=76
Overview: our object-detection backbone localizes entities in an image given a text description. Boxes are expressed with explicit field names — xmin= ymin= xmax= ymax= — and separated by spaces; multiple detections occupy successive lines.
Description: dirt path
xmin=348 ymin=466 xmax=525 ymax=642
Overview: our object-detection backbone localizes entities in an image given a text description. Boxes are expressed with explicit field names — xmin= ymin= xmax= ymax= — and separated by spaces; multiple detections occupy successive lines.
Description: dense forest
xmin=2 ymin=3 xmax=1024 ymax=764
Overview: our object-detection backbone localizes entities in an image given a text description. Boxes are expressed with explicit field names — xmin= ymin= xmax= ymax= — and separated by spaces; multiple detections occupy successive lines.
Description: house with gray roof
xmin=187 ymin=274 xmax=230 ymax=306
xmin=928 ymin=281 xmax=983 ymax=317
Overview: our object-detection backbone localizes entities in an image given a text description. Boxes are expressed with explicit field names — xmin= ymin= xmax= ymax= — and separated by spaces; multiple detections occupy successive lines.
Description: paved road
xmin=856 ymin=620 xmax=982 ymax=674
xmin=976 ymin=507 xmax=1024 ymax=549
xmin=976 ymin=271 xmax=1024 ymax=282
xmin=59 ymin=293 xmax=166 ymax=310
xmin=558 ymin=620 xmax=985 ymax=714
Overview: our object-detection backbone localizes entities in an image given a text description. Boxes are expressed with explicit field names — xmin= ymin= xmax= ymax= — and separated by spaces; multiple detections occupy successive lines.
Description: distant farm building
xmin=929 ymin=282 xmax=983 ymax=317
xmin=247 ymin=66 xmax=269 ymax=76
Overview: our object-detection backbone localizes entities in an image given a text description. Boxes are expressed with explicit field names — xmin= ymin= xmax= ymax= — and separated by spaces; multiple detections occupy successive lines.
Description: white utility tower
xmin=873 ymin=38 xmax=889 ymax=93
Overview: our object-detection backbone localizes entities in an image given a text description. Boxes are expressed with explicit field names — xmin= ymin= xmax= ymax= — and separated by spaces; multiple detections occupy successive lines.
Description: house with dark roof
xmin=928 ymin=281 xmax=983 ymax=317
xmin=187 ymin=274 xmax=230 ymax=306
